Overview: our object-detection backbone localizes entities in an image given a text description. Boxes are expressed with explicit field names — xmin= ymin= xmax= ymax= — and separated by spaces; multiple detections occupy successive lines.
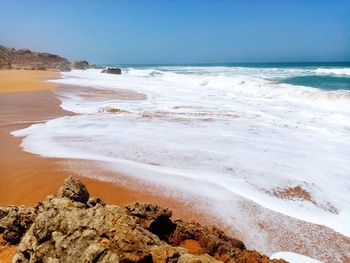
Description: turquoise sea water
xmin=114 ymin=62 xmax=350 ymax=68
xmin=282 ymin=75 xmax=350 ymax=91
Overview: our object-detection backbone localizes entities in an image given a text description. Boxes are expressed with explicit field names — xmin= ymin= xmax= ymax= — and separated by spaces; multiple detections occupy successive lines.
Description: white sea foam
xmin=12 ymin=67 xmax=350 ymax=246
xmin=315 ymin=68 xmax=350 ymax=77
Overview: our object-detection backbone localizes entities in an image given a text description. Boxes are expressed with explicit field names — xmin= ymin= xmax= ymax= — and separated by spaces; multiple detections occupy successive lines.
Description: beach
xmin=1 ymin=68 xmax=350 ymax=262
xmin=1 ymin=1 xmax=349 ymax=261
xmin=0 ymin=70 xmax=212 ymax=262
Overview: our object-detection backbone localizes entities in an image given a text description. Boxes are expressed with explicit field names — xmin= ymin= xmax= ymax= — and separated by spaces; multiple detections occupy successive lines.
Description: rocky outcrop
xmin=101 ymin=67 xmax=122 ymax=74
xmin=0 ymin=45 xmax=120 ymax=73
xmin=0 ymin=45 xmax=71 ymax=71
xmin=0 ymin=45 xmax=100 ymax=72
xmin=125 ymin=204 xmax=277 ymax=263
xmin=72 ymin=60 xmax=89 ymax=70
xmin=0 ymin=177 xmax=287 ymax=263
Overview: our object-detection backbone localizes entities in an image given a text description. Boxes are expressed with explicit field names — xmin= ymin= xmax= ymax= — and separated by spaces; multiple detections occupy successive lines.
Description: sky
xmin=0 ymin=0 xmax=349 ymax=64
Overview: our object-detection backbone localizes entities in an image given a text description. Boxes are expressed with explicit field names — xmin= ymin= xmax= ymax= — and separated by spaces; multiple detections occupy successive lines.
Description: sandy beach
xmin=0 ymin=70 xmax=59 ymax=93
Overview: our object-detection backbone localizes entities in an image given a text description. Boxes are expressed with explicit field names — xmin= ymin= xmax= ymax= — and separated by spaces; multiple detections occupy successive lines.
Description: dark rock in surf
xmin=72 ymin=60 xmax=89 ymax=70
xmin=101 ymin=67 xmax=122 ymax=74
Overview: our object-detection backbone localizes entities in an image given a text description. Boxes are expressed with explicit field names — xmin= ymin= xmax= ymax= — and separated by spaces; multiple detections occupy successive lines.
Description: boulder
xmin=101 ymin=67 xmax=122 ymax=74
xmin=72 ymin=60 xmax=89 ymax=70
xmin=12 ymin=183 xmax=191 ymax=262
xmin=57 ymin=176 xmax=89 ymax=203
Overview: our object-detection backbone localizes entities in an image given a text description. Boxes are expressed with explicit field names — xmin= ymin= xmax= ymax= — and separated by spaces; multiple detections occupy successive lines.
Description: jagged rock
xmin=57 ymin=176 xmax=89 ymax=203
xmin=126 ymin=203 xmax=285 ymax=263
xmin=72 ymin=60 xmax=89 ymax=70
xmin=101 ymin=67 xmax=122 ymax=74
xmin=128 ymin=211 xmax=245 ymax=260
xmin=0 ymin=177 xmax=287 ymax=262
xmin=0 ymin=206 xmax=37 ymax=244
xmin=12 ymin=187 xmax=196 ymax=262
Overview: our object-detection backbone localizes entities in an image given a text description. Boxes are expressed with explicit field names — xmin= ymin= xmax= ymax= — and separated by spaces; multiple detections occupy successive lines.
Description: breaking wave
xmin=315 ymin=68 xmax=350 ymax=77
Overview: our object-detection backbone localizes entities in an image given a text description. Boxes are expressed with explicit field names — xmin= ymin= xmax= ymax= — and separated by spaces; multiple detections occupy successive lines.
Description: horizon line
xmin=102 ymin=61 xmax=350 ymax=67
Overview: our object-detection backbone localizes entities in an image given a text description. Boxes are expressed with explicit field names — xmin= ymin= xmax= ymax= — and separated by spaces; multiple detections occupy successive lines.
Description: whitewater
xmin=12 ymin=65 xmax=350 ymax=261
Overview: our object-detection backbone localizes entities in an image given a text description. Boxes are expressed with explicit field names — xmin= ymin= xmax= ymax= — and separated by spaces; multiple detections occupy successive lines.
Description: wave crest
xmin=315 ymin=68 xmax=350 ymax=77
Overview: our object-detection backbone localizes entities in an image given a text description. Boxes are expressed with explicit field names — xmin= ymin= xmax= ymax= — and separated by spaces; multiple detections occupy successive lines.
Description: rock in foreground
xmin=0 ymin=177 xmax=287 ymax=263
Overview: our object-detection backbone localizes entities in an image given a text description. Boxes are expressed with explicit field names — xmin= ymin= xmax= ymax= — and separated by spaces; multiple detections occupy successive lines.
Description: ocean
xmin=12 ymin=63 xmax=350 ymax=258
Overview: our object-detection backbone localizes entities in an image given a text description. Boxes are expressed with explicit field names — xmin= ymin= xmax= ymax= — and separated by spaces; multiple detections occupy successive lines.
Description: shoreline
xmin=1 ymin=70 xmax=350 ymax=262
xmin=0 ymin=71 xmax=216 ymax=262
xmin=0 ymin=71 xmax=213 ymax=221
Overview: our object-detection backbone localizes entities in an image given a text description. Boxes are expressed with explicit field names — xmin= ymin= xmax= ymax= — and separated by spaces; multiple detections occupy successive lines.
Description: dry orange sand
xmin=0 ymin=235 xmax=17 ymax=263
xmin=0 ymin=70 xmax=59 ymax=93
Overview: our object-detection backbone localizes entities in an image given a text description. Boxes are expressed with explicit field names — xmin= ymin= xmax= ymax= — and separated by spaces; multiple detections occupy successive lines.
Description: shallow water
xmin=281 ymin=75 xmax=350 ymax=91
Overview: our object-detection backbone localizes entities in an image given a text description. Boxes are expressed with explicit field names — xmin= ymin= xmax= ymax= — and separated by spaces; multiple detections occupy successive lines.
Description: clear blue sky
xmin=1 ymin=0 xmax=349 ymax=64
